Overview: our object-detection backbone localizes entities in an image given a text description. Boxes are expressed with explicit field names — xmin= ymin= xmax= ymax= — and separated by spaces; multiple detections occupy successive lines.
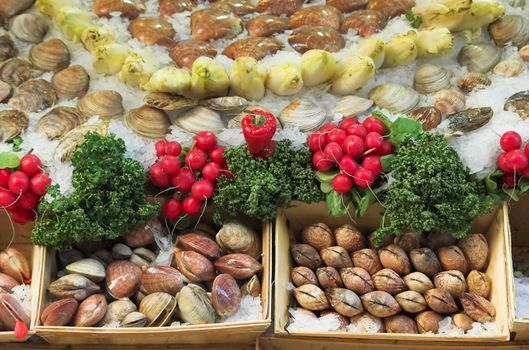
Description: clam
xmin=174 ymin=106 xmax=224 ymax=134
xmin=395 ymin=291 xmax=427 ymax=313
xmin=169 ymin=40 xmax=217 ymax=69
xmin=408 ymin=107 xmax=442 ymax=131
xmin=457 ymin=72 xmax=491 ymax=93
xmin=414 ymin=64 xmax=452 ymax=95
xmin=191 ymin=8 xmax=242 ymax=41
xmin=160 ymin=0 xmax=196 ymax=16
xmin=144 ymin=92 xmax=198 ymax=111
xmin=0 ymin=35 xmax=17 ymax=62
xmin=0 ymin=293 xmax=30 ymax=331
xmin=416 ymin=310 xmax=443 ymax=334
xmin=247 ymin=15 xmax=288 ymax=37
xmin=326 ymin=288 xmax=363 ymax=317
xmin=290 ymin=244 xmax=323 ymax=269
xmin=77 ymin=90 xmax=124 ymax=119
xmin=9 ymin=13 xmax=48 ymax=43
xmin=255 ymin=0 xmax=303 ymax=16
xmin=340 ymin=9 xmax=385 ymax=37
xmin=384 ymin=315 xmax=418 ymax=334
xmin=293 ymin=284 xmax=330 ymax=311
xmin=58 ymin=250 xmax=85 ymax=268
xmin=89 ymin=249 xmax=112 ymax=267
xmin=51 ymin=65 xmax=90 ymax=100
xmin=372 ymin=268 xmax=407 ymax=295
xmin=488 ymin=15 xmax=529 ymax=48
xmin=340 ymin=267 xmax=375 ymax=294
xmin=289 ymin=5 xmax=342 ymax=30
xmin=378 ymin=244 xmax=411 ymax=275
xmin=53 ymin=122 xmax=108 ymax=162
xmin=368 ymin=84 xmax=420 ymax=114
xmin=458 ymin=233 xmax=488 ymax=271
xmin=436 ymin=246 xmax=469 ymax=275
xmin=424 ymin=288 xmax=458 ymax=314
xmin=0 ymin=272 xmax=19 ymax=293
xmin=124 ymin=105 xmax=171 ymax=140
xmin=0 ymin=247 xmax=30 ymax=284
xmin=394 ymin=232 xmax=422 ymax=253
xmin=121 ymin=311 xmax=147 ymax=327
xmin=201 ymin=96 xmax=249 ymax=117
xmin=493 ymin=59 xmax=526 ymax=78
xmin=452 ymin=313 xmax=474 ymax=332
xmin=0 ymin=58 xmax=43 ymax=86
xmin=301 ymin=223 xmax=335 ymax=250
xmin=331 ymin=96 xmax=373 ymax=119
xmin=334 ymin=225 xmax=367 ymax=253
xmin=351 ymin=248 xmax=383 ymax=275
xmin=447 ymin=107 xmax=493 ymax=133
xmin=66 ymin=259 xmax=106 ymax=283
xmin=106 ymin=261 xmax=142 ymax=299
xmin=129 ymin=248 xmax=156 ymax=268
xmin=174 ymin=250 xmax=216 ymax=282
xmin=409 ymin=248 xmax=441 ymax=277
xmin=211 ymin=0 xmax=255 ymax=15
xmin=457 ymin=44 xmax=502 ymax=73
xmin=460 ymin=292 xmax=495 ymax=322
xmin=92 ymin=0 xmax=146 ymax=19
xmin=141 ymin=266 xmax=184 ymax=295
xmin=37 ymin=107 xmax=87 ymax=140
xmin=8 ymin=79 xmax=57 ymax=112
xmin=327 ymin=0 xmax=367 ymax=13
xmin=505 ymin=91 xmax=529 ymax=119
xmin=0 ymin=0 xmax=33 ymax=18
xmin=74 ymin=294 xmax=107 ymax=327
xmin=41 ymin=298 xmax=79 ymax=326
xmin=0 ymin=109 xmax=28 ymax=142
xmin=321 ymin=246 xmax=353 ymax=268
xmin=404 ymin=272 xmax=434 ymax=294
xmin=29 ymin=39 xmax=70 ymax=72
xmin=216 ymin=221 xmax=261 ymax=259
xmin=129 ymin=17 xmax=176 ymax=47
xmin=48 ymin=274 xmax=101 ymax=301
xmin=316 ymin=267 xmax=343 ymax=289
xmin=176 ymin=284 xmax=215 ymax=324
xmin=467 ymin=270 xmax=491 ymax=298
xmin=349 ymin=313 xmax=384 ymax=333
xmin=278 ymin=100 xmax=328 ymax=133
xmin=434 ymin=270 xmax=467 ymax=298
xmin=112 ymin=243 xmax=132 ymax=260
xmin=100 ymin=299 xmax=137 ymax=325
xmin=366 ymin=0 xmax=414 ymax=20
xmin=360 ymin=291 xmax=400 ymax=318
xmin=520 ymin=45 xmax=529 ymax=62
xmin=122 ymin=220 xmax=160 ymax=248
xmin=211 ymin=273 xmax=241 ymax=317
xmin=139 ymin=292 xmax=177 ymax=326
xmin=223 ymin=37 xmax=284 ymax=60
xmin=241 ymin=275 xmax=261 ymax=297
xmin=434 ymin=89 xmax=466 ymax=115
xmin=292 ymin=266 xmax=318 ymax=287
xmin=177 ymin=233 xmax=222 ymax=260
xmin=214 ymin=253 xmax=263 ymax=280
xmin=288 ymin=26 xmax=345 ymax=54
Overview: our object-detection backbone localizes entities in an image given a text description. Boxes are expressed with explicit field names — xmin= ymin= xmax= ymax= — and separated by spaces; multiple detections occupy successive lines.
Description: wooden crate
xmin=0 ymin=212 xmax=44 ymax=342
xmin=34 ymin=221 xmax=272 ymax=345
xmin=505 ymin=196 xmax=529 ymax=340
xmin=274 ymin=202 xmax=511 ymax=342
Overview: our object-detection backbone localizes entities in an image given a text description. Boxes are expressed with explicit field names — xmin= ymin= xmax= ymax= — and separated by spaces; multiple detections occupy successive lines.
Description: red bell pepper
xmin=241 ymin=109 xmax=277 ymax=157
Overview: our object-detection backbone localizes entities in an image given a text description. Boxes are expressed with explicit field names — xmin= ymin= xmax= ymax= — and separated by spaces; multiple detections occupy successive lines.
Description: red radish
xmin=149 ymin=163 xmax=170 ymax=188
xmin=505 ymin=149 xmax=529 ymax=172
xmin=18 ymin=191 xmax=40 ymax=210
xmin=161 ymin=156 xmax=181 ymax=176
xmin=499 ymin=174 xmax=516 ymax=187
xmin=162 ymin=199 xmax=182 ymax=220
xmin=14 ymin=319 xmax=28 ymax=339
xmin=195 ymin=131 xmax=217 ymax=151
xmin=155 ymin=140 xmax=167 ymax=157
xmin=8 ymin=171 xmax=29 ymax=194
xmin=185 ymin=149 xmax=207 ymax=170
xmin=378 ymin=141 xmax=394 ymax=156
xmin=323 ymin=142 xmax=343 ymax=162
xmin=0 ymin=189 xmax=17 ymax=207
xmin=500 ymin=131 xmax=522 ymax=152
xmin=172 ymin=167 xmax=195 ymax=192
xmin=191 ymin=180 xmax=214 ymax=200
xmin=363 ymin=117 xmax=386 ymax=134
xmin=353 ymin=168 xmax=375 ymax=189
xmin=182 ymin=196 xmax=202 ymax=215
xmin=525 ymin=143 xmax=529 ymax=158
xmin=362 ymin=155 xmax=382 ymax=176
xmin=332 ymin=174 xmax=353 ymax=193
xmin=338 ymin=156 xmax=358 ymax=175
xmin=339 ymin=117 xmax=359 ymax=130
xmin=29 ymin=173 xmax=51 ymax=196
xmin=166 ymin=141 xmax=182 ymax=157
xmin=0 ymin=169 xmax=10 ymax=188
xmin=312 ymin=151 xmax=334 ymax=171
xmin=522 ymin=167 xmax=529 ymax=179
xmin=342 ymin=136 xmax=365 ymax=158
xmin=202 ymin=162 xmax=221 ymax=182
xmin=9 ymin=207 xmax=35 ymax=224
xmin=210 ymin=147 xmax=226 ymax=167
xmin=320 ymin=123 xmax=338 ymax=132
xmin=308 ymin=132 xmax=327 ymax=152
xmin=497 ymin=152 xmax=511 ymax=173
xmin=365 ymin=132 xmax=384 ymax=151
xmin=20 ymin=155 xmax=42 ymax=177
xmin=327 ymin=129 xmax=347 ymax=145
xmin=346 ymin=124 xmax=367 ymax=138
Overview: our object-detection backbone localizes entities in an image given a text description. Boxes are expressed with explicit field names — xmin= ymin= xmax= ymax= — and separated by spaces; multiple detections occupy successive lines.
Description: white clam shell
xmin=174 ymin=106 xmax=225 ymax=134
xmin=278 ymin=99 xmax=327 ymax=132
xmin=331 ymin=96 xmax=373 ymax=118
xmin=368 ymin=84 xmax=420 ymax=114
xmin=414 ymin=64 xmax=452 ymax=95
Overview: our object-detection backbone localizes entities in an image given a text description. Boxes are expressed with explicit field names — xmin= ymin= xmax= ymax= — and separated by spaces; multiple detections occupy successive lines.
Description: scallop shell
xmin=52 ymin=65 xmax=90 ymax=100
xmin=124 ymin=105 xmax=171 ymax=139
xmin=92 ymin=0 xmax=146 ymax=19
xmin=9 ymin=13 xmax=48 ymax=43
xmin=223 ymin=37 xmax=284 ymax=60
xmin=160 ymin=0 xmax=196 ymax=17
xmin=29 ymin=38 xmax=70 ymax=72
xmin=366 ymin=0 xmax=414 ymax=20
xmin=447 ymin=107 xmax=493 ymax=133
xmin=191 ymin=8 xmax=243 ymax=42
xmin=211 ymin=0 xmax=255 ymax=15
xmin=289 ymin=5 xmax=342 ymax=30
xmin=414 ymin=64 xmax=452 ymax=95
xmin=37 ymin=107 xmax=87 ymax=140
xmin=8 ymin=79 xmax=57 ymax=112
xmin=457 ymin=44 xmax=502 ymax=73
xmin=505 ymin=91 xmax=529 ymax=119
xmin=457 ymin=72 xmax=491 ymax=93
xmin=139 ymin=292 xmax=177 ymax=326
xmin=255 ymin=0 xmax=303 ymax=16
xmin=0 ymin=35 xmax=18 ymax=62
xmin=434 ymin=89 xmax=466 ymax=115
xmin=0 ymin=109 xmax=28 ymax=142
xmin=340 ymin=9 xmax=385 ymax=37
xmin=488 ymin=15 xmax=529 ymax=48
xmin=174 ymin=106 xmax=225 ymax=134
xmin=246 ymin=15 xmax=288 ymax=37
xmin=408 ymin=107 xmax=442 ymax=131
xmin=278 ymin=99 xmax=327 ymax=132
xmin=331 ymin=96 xmax=373 ymax=118
xmin=169 ymin=40 xmax=217 ymax=69
xmin=0 ymin=58 xmax=43 ymax=86
xmin=493 ymin=60 xmax=526 ymax=78
xmin=144 ymin=92 xmax=198 ymax=111
xmin=288 ymin=26 xmax=345 ymax=54
xmin=53 ymin=122 xmax=108 ymax=162
xmin=77 ymin=90 xmax=125 ymax=118
xmin=368 ymin=84 xmax=420 ymax=114
xmin=327 ymin=0 xmax=367 ymax=13
xmin=128 ymin=17 xmax=176 ymax=47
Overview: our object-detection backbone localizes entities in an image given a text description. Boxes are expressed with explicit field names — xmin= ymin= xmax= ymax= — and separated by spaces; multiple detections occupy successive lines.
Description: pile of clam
xmin=290 ymin=223 xmax=495 ymax=334
xmin=0 ymin=247 xmax=32 ymax=333
xmin=41 ymin=220 xmax=263 ymax=328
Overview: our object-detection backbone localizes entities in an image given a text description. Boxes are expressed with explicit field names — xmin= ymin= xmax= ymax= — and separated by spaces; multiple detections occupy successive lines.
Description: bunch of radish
xmin=497 ymin=131 xmax=529 ymax=187
xmin=0 ymin=154 xmax=52 ymax=224
xmin=149 ymin=132 xmax=228 ymax=220
xmin=308 ymin=116 xmax=394 ymax=192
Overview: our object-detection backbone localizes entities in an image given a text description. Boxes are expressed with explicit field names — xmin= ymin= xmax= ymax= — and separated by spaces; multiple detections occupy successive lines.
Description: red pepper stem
xmin=252 ymin=115 xmax=267 ymax=126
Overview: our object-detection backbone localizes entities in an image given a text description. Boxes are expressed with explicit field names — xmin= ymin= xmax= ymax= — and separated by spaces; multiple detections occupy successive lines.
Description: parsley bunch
xmin=31 ymin=133 xmax=159 ymax=250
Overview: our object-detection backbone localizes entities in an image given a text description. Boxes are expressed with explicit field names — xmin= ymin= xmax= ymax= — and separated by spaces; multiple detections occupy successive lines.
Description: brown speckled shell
xmin=340 ymin=267 xmax=375 ymax=294
xmin=288 ymin=26 xmax=345 ymax=54
xmin=223 ymin=37 xmax=284 ymax=60
xmin=246 ymin=15 xmax=288 ymax=38
xmin=174 ymin=250 xmax=216 ymax=282
xmin=372 ymin=268 xmax=407 ymax=295
xmin=326 ymin=0 xmax=367 ymax=13
xmin=289 ymin=5 xmax=343 ymax=30
xmin=160 ymin=0 xmax=196 ymax=17
xmin=255 ymin=0 xmax=303 ymax=16
xmin=214 ymin=253 xmax=263 ymax=279
xmin=191 ymin=8 xmax=242 ymax=41
xmin=366 ymin=0 xmax=414 ymax=20
xmin=141 ymin=266 xmax=184 ymax=295
xmin=93 ymin=0 xmax=145 ymax=19
xmin=378 ymin=244 xmax=411 ymax=276
xmin=211 ymin=273 xmax=241 ymax=317
xmin=129 ymin=17 xmax=176 ymax=47
xmin=74 ymin=294 xmax=107 ymax=327
xmin=352 ymin=248 xmax=383 ymax=275
xmin=169 ymin=40 xmax=217 ymax=69
xmin=105 ymin=261 xmax=142 ymax=299
xmin=41 ymin=298 xmax=79 ymax=327
xmin=340 ymin=9 xmax=385 ymax=36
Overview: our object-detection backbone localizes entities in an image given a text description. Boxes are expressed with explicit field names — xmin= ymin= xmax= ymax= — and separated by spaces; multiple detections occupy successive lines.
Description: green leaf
xmin=316 ymin=171 xmax=339 ymax=184
xmin=484 ymin=169 xmax=503 ymax=196
xmin=0 ymin=152 xmax=20 ymax=169
xmin=320 ymin=182 xmax=333 ymax=194
xmin=381 ymin=154 xmax=396 ymax=173
xmin=502 ymin=185 xmax=520 ymax=201
xmin=9 ymin=137 xmax=23 ymax=152
xmin=519 ymin=179 xmax=529 ymax=193
xmin=405 ymin=10 xmax=414 ymax=21
xmin=371 ymin=111 xmax=393 ymax=131
xmin=388 ymin=117 xmax=422 ymax=149
xmin=326 ymin=190 xmax=351 ymax=217
xmin=355 ymin=191 xmax=376 ymax=218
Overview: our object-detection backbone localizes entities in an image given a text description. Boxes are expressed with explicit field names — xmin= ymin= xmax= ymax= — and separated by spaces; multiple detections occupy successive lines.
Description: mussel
xmin=447 ymin=107 xmax=493 ymax=133
xmin=505 ymin=91 xmax=529 ymax=119
xmin=37 ymin=106 xmax=87 ymax=140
